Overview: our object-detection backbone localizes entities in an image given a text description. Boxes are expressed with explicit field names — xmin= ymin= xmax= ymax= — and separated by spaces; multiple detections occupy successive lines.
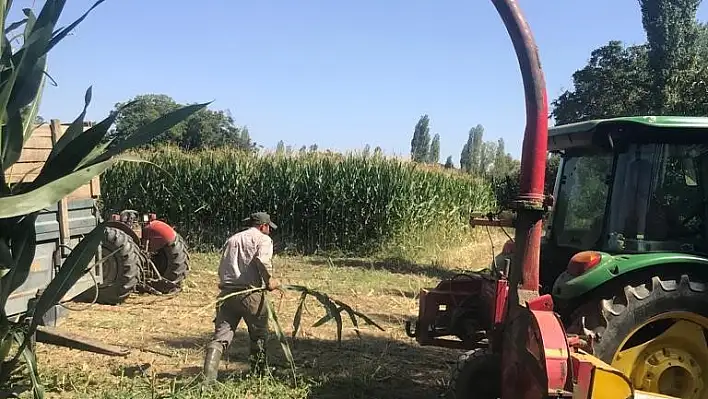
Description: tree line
xmin=408 ymin=115 xmax=519 ymax=178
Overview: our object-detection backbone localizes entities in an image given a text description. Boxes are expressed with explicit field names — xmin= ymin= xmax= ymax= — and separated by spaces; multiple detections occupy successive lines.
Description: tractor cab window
xmin=605 ymin=143 xmax=708 ymax=253
xmin=554 ymin=152 xmax=613 ymax=249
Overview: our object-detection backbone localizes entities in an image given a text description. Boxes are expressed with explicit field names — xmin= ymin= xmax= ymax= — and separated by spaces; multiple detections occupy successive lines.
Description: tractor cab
xmin=538 ymin=116 xmax=708 ymax=292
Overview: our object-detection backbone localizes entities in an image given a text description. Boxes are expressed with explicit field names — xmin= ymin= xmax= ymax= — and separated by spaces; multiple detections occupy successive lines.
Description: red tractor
xmin=406 ymin=1 xmax=684 ymax=398
xmin=88 ymin=210 xmax=189 ymax=305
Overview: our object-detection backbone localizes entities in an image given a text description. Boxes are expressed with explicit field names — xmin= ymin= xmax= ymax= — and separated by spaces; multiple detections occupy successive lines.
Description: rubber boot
xmin=203 ymin=341 xmax=223 ymax=383
xmin=248 ymin=338 xmax=268 ymax=377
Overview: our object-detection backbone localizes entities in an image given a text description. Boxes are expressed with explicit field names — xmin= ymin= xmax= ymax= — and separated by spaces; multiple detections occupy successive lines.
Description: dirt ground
xmin=35 ymin=232 xmax=506 ymax=399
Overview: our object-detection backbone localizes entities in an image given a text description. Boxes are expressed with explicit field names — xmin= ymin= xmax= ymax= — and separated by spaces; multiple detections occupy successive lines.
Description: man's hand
xmin=266 ymin=278 xmax=281 ymax=291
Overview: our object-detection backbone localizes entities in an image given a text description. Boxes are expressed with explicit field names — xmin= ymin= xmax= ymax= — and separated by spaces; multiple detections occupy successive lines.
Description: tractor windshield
xmin=551 ymin=143 xmax=708 ymax=254
xmin=605 ymin=143 xmax=708 ymax=253
xmin=553 ymin=151 xmax=613 ymax=249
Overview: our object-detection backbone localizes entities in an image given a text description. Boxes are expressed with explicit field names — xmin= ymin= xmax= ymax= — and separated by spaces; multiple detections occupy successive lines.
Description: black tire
xmin=152 ymin=233 xmax=189 ymax=285
xmin=568 ymin=274 xmax=708 ymax=397
xmin=448 ymin=347 xmax=501 ymax=399
xmin=95 ymin=227 xmax=142 ymax=305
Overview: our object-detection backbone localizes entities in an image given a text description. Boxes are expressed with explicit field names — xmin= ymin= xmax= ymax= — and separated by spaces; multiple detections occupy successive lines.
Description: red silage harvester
xmin=406 ymin=1 xmax=680 ymax=398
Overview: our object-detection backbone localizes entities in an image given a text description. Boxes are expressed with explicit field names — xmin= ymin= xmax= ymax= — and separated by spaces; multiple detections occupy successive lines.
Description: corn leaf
xmin=334 ymin=300 xmax=361 ymax=339
xmin=4 ymin=18 xmax=26 ymax=34
xmin=45 ymin=86 xmax=91 ymax=162
xmin=37 ymin=100 xmax=118 ymax=185
xmin=45 ymin=0 xmax=104 ymax=54
xmin=0 ymin=328 xmax=12 ymax=364
xmin=265 ymin=297 xmax=296 ymax=380
xmin=291 ymin=291 xmax=307 ymax=338
xmin=12 ymin=331 xmax=43 ymax=399
xmin=20 ymin=59 xmax=44 ymax=143
xmin=0 ymin=157 xmax=115 ymax=218
xmin=28 ymin=221 xmax=106 ymax=332
xmin=1 ymin=108 xmax=24 ymax=170
xmin=0 ymin=23 xmax=54 ymax=170
xmin=0 ymin=238 xmax=14 ymax=308
xmin=0 ymin=214 xmax=36 ymax=309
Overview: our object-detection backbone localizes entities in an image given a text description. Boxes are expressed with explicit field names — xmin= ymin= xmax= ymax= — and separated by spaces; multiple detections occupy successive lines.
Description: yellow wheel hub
xmin=611 ymin=312 xmax=708 ymax=399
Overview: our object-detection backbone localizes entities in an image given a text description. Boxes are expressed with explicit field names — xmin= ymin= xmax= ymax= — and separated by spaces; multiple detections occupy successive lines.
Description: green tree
xmin=479 ymin=141 xmax=497 ymax=176
xmin=471 ymin=125 xmax=484 ymax=174
xmin=551 ymin=42 xmax=652 ymax=124
xmin=410 ymin=114 xmax=431 ymax=162
xmin=276 ymin=140 xmax=286 ymax=154
xmin=493 ymin=138 xmax=509 ymax=177
xmin=460 ymin=131 xmax=473 ymax=173
xmin=552 ymin=1 xmax=708 ymax=123
xmin=429 ymin=133 xmax=441 ymax=164
xmin=641 ymin=0 xmax=702 ymax=113
xmin=444 ymin=156 xmax=455 ymax=169
xmin=113 ymin=94 xmax=253 ymax=151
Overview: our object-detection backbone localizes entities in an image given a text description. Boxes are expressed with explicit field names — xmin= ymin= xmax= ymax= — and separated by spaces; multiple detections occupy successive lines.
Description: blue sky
xmin=30 ymin=0 xmax=708 ymax=164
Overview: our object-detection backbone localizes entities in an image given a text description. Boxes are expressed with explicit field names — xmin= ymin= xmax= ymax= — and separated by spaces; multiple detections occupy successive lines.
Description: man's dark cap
xmin=243 ymin=212 xmax=277 ymax=229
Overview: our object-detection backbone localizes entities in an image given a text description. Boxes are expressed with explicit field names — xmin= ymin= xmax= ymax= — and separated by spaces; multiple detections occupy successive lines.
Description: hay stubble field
xmin=36 ymin=231 xmax=506 ymax=399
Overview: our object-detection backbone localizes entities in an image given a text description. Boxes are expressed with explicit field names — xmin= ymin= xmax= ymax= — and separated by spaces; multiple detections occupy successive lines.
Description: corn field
xmin=100 ymin=146 xmax=496 ymax=254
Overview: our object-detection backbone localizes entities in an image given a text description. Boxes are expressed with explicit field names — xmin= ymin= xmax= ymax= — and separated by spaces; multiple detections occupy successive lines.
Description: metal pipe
xmin=490 ymin=0 xmax=548 ymax=295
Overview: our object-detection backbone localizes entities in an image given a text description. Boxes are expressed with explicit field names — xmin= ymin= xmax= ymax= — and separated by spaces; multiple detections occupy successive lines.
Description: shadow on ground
xmin=150 ymin=330 xmax=458 ymax=399
xmin=307 ymin=257 xmax=463 ymax=280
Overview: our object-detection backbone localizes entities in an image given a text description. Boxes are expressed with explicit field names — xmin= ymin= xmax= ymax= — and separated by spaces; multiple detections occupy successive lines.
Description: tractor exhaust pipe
xmin=491 ymin=0 xmax=548 ymax=300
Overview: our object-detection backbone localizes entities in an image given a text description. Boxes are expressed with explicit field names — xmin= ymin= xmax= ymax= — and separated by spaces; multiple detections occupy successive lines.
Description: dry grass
xmin=34 ymin=230 xmax=508 ymax=399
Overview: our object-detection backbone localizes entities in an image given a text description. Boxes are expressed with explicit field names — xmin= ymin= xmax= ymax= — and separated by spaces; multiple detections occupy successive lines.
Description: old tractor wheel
xmin=448 ymin=347 xmax=501 ymax=399
xmin=570 ymin=274 xmax=708 ymax=399
xmin=95 ymin=227 xmax=143 ymax=305
xmin=152 ymin=233 xmax=189 ymax=286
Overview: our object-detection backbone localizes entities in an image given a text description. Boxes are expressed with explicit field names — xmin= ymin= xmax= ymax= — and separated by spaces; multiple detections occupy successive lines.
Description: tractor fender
xmin=551 ymin=251 xmax=708 ymax=301
xmin=105 ymin=221 xmax=141 ymax=245
xmin=143 ymin=220 xmax=177 ymax=253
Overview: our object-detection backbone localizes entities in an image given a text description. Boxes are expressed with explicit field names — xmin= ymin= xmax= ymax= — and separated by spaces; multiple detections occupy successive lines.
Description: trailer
xmin=4 ymin=120 xmax=103 ymax=326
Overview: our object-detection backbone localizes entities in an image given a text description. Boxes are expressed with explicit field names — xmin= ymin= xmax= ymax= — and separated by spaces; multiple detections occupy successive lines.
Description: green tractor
xmin=408 ymin=115 xmax=708 ymax=398
xmin=544 ymin=116 xmax=708 ymax=396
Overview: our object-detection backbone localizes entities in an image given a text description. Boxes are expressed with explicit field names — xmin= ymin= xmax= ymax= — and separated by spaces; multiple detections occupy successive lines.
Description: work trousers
xmin=208 ymin=289 xmax=269 ymax=368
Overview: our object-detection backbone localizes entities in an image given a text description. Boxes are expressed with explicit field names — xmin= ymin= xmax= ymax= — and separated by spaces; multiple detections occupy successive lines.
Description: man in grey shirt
xmin=203 ymin=212 xmax=280 ymax=381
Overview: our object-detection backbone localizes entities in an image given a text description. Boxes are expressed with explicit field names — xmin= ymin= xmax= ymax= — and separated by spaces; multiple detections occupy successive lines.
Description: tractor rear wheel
xmin=448 ymin=347 xmax=500 ymax=399
xmin=569 ymin=274 xmax=708 ymax=399
xmin=95 ymin=227 xmax=142 ymax=305
xmin=152 ymin=233 xmax=189 ymax=286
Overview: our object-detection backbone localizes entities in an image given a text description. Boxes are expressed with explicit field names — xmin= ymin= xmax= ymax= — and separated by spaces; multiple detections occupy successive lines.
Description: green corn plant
xmin=100 ymin=146 xmax=497 ymax=253
xmin=0 ymin=1 xmax=207 ymax=397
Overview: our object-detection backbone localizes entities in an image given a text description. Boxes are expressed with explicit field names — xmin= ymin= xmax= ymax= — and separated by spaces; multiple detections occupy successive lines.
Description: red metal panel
xmin=493 ymin=279 xmax=509 ymax=325
xmin=529 ymin=309 xmax=570 ymax=392
xmin=143 ymin=220 xmax=177 ymax=252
